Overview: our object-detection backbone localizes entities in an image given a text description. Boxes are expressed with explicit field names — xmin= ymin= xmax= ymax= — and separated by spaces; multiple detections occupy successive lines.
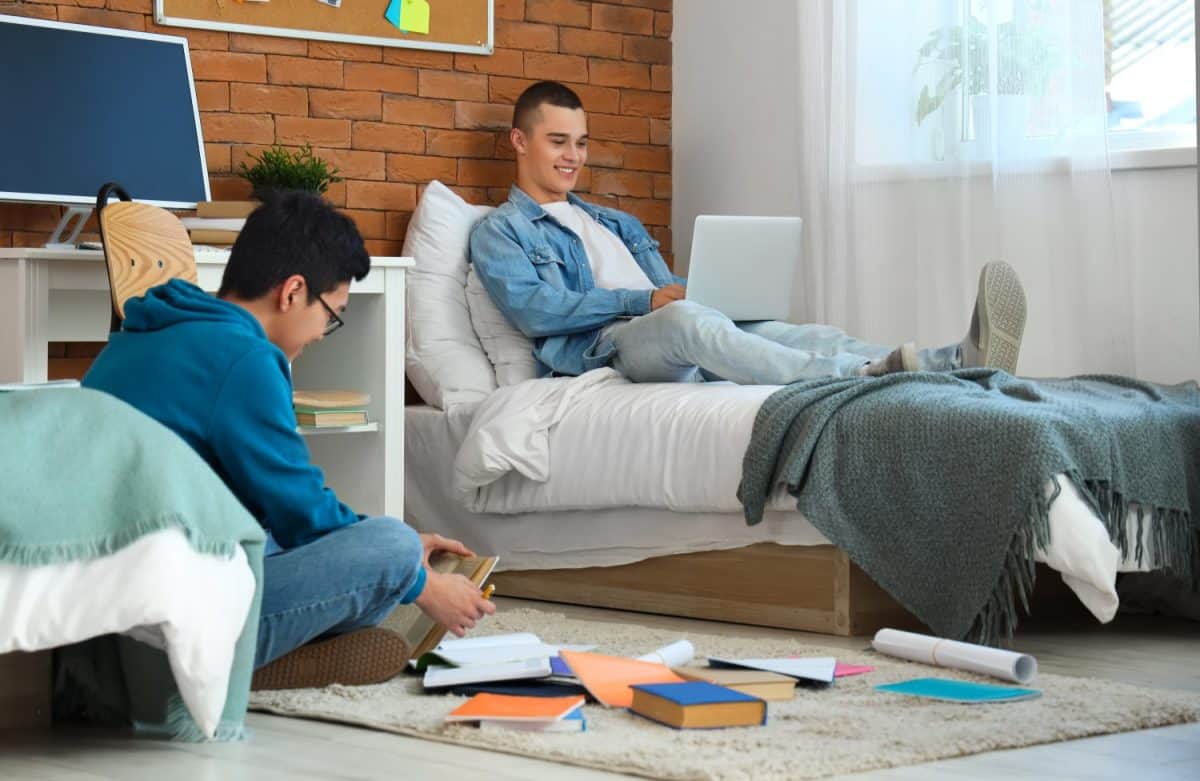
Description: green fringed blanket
xmin=0 ymin=388 xmax=264 ymax=740
xmin=737 ymin=369 xmax=1200 ymax=644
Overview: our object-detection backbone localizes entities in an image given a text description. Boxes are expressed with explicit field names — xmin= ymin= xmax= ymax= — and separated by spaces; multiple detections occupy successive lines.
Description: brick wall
xmin=0 ymin=0 xmax=673 ymax=263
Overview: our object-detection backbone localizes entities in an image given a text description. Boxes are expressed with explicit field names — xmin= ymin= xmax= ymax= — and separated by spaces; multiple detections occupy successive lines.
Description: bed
xmin=401 ymin=181 xmax=1172 ymax=638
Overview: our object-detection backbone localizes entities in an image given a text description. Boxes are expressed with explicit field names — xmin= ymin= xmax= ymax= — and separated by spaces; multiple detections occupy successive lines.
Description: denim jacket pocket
xmin=529 ymin=245 xmax=568 ymax=286
xmin=627 ymin=236 xmax=661 ymax=254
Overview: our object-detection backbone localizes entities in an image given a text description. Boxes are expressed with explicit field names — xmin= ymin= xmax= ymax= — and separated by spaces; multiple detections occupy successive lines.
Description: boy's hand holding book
xmin=416 ymin=568 xmax=496 ymax=637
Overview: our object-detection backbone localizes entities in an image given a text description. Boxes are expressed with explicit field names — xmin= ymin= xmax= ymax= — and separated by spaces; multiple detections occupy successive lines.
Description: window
xmin=1104 ymin=0 xmax=1196 ymax=150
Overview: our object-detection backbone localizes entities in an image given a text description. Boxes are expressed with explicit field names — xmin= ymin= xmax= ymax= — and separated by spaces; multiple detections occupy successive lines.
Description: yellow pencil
xmin=481 ymin=583 xmax=496 ymax=600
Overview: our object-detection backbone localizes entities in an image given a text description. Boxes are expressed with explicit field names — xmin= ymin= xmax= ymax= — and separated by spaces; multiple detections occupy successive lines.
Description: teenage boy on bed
xmin=83 ymin=191 xmax=494 ymax=689
xmin=469 ymin=80 xmax=1028 ymax=383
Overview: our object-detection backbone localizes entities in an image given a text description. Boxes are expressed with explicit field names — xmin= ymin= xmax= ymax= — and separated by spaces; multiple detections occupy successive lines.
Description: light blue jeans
xmin=255 ymin=516 xmax=425 ymax=668
xmin=608 ymin=300 xmax=960 ymax=384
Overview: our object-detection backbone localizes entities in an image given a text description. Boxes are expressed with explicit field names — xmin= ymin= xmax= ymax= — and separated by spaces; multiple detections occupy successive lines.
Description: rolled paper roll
xmin=872 ymin=628 xmax=1037 ymax=684
xmin=635 ymin=639 xmax=695 ymax=668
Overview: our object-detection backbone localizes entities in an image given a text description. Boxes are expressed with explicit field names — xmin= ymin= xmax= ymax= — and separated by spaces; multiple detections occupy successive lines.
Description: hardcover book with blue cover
xmin=629 ymin=681 xmax=767 ymax=729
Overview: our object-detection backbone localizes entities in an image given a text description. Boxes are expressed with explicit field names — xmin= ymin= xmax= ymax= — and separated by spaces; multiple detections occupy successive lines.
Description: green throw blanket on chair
xmin=738 ymin=369 xmax=1200 ymax=644
xmin=0 ymin=387 xmax=264 ymax=740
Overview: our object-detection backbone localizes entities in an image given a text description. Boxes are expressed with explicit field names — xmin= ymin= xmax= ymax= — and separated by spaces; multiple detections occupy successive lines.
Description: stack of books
xmin=181 ymin=200 xmax=259 ymax=246
xmin=293 ymin=388 xmax=369 ymax=428
xmin=445 ymin=693 xmax=586 ymax=733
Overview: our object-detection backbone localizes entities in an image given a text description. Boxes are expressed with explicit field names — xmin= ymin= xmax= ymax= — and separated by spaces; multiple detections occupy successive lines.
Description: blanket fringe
xmin=0 ymin=513 xmax=240 ymax=567
xmin=966 ymin=473 xmax=1196 ymax=645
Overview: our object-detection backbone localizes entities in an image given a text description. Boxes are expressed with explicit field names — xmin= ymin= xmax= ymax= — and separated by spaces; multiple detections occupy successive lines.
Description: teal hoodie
xmin=83 ymin=279 xmax=361 ymax=551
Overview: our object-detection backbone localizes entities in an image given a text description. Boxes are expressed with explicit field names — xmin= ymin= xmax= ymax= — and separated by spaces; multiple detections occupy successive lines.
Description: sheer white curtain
xmin=796 ymin=0 xmax=1134 ymax=377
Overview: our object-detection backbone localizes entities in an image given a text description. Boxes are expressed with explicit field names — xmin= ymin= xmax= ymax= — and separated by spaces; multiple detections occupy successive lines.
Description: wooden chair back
xmin=96 ymin=182 xmax=197 ymax=331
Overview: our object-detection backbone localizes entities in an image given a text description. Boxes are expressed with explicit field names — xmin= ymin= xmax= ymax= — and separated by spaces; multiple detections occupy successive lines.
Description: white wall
xmin=673 ymin=0 xmax=1200 ymax=384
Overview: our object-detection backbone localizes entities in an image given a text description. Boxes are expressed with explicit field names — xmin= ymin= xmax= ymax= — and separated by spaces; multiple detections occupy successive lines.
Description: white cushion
xmin=465 ymin=264 xmax=540 ymax=386
xmin=402 ymin=180 xmax=497 ymax=409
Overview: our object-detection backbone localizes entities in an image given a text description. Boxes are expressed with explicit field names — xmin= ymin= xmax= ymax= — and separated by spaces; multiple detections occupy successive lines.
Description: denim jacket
xmin=468 ymin=185 xmax=686 ymax=377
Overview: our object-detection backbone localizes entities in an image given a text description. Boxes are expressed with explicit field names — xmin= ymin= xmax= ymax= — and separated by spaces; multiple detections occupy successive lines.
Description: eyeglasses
xmin=317 ymin=294 xmax=344 ymax=337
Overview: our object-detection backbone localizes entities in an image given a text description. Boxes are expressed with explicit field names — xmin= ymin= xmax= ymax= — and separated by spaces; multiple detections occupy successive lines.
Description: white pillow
xmin=402 ymin=180 xmax=497 ymax=409
xmin=465 ymin=264 xmax=540 ymax=386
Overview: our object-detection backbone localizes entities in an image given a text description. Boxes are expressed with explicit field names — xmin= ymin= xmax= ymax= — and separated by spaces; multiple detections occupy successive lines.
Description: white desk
xmin=0 ymin=247 xmax=412 ymax=519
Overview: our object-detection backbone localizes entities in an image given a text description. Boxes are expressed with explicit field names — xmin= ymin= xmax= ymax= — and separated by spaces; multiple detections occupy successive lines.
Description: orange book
xmin=560 ymin=650 xmax=685 ymax=709
xmin=444 ymin=693 xmax=584 ymax=723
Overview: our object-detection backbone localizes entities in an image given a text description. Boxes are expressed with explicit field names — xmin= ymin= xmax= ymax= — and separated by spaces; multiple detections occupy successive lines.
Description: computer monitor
xmin=0 ymin=15 xmax=210 ymax=217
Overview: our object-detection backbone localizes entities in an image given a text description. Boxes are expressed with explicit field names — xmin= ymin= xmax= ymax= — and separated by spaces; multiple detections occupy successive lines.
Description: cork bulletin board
xmin=155 ymin=0 xmax=492 ymax=54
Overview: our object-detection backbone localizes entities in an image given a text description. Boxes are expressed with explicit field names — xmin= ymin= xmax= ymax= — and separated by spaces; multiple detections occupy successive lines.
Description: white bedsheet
xmin=0 ymin=528 xmax=256 ymax=739
xmin=409 ymin=371 xmax=1157 ymax=625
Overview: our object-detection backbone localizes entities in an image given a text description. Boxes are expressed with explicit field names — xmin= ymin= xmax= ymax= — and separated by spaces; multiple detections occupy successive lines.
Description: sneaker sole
xmin=976 ymin=261 xmax=1026 ymax=375
xmin=251 ymin=627 xmax=410 ymax=691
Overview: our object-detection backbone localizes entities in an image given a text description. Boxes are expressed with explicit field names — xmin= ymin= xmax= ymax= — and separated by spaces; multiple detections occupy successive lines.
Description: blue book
xmin=629 ymin=681 xmax=767 ymax=729
xmin=875 ymin=677 xmax=1042 ymax=703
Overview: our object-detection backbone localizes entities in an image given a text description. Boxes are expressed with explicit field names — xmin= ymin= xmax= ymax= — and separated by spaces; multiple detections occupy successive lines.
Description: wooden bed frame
xmin=492 ymin=542 xmax=1081 ymax=636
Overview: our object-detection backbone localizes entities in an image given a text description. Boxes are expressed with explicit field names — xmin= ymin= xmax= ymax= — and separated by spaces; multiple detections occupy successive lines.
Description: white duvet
xmin=446 ymin=369 xmax=1154 ymax=623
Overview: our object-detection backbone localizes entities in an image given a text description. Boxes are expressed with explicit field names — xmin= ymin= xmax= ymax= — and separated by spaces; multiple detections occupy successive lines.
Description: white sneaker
xmin=960 ymin=261 xmax=1026 ymax=375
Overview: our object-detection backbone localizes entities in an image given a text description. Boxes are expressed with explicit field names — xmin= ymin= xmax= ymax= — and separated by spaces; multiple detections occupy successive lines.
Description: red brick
xmin=591 ymin=4 xmax=653 ymax=35
xmin=386 ymin=153 xmax=458 ymax=183
xmin=363 ymin=239 xmax=405 ymax=256
xmin=310 ymin=89 xmax=383 ymax=120
xmin=383 ymin=95 xmax=456 ymax=128
xmin=495 ymin=0 xmax=525 ymax=20
xmin=653 ymin=173 xmax=671 ymax=199
xmin=309 ymin=42 xmax=383 ymax=62
xmin=610 ymin=0 xmax=670 ymax=10
xmin=275 ymin=116 xmax=352 ymax=148
xmin=458 ymin=159 xmax=516 ymax=187
xmin=495 ymin=133 xmax=517 ymax=159
xmin=623 ymin=34 xmax=671 ymax=64
xmin=386 ymin=210 xmax=413 ymax=240
xmin=353 ymin=122 xmax=426 ymax=153
xmin=559 ymin=28 xmax=623 ymax=58
xmin=495 ymin=20 xmax=558 ymax=52
xmin=619 ymin=197 xmax=669 ymax=225
xmin=230 ymin=33 xmax=308 ymax=55
xmin=619 ymin=89 xmax=670 ymax=118
xmin=588 ymin=113 xmax=649 ymax=143
xmin=445 ymin=186 xmax=491 ymax=206
xmin=58 ymin=7 xmax=144 ymax=30
xmin=343 ymin=209 xmax=387 ymax=240
xmin=313 ymin=148 xmax=387 ymax=181
xmin=654 ymin=10 xmax=672 ymax=38
xmin=345 ymin=63 xmax=418 ymax=94
xmin=649 ymin=118 xmax=671 ymax=145
xmin=1 ymin=4 xmax=55 ymax=20
xmin=145 ymin=23 xmax=228 ymax=51
xmin=77 ymin=0 xmax=106 ymax=10
xmin=194 ymin=82 xmax=230 ymax=112
xmin=586 ymin=140 xmax=624 ymax=168
xmin=589 ymin=169 xmax=653 ymax=198
xmin=650 ymin=224 xmax=672 ymax=253
xmin=588 ymin=59 xmax=650 ymax=89
xmin=651 ymin=64 xmax=671 ymax=91
xmin=624 ymin=143 xmax=670 ymax=172
xmin=585 ymin=193 xmax=620 ymax=209
xmin=0 ymin=204 xmax=62 ymax=231
xmin=526 ymin=0 xmax=590 ymax=28
xmin=455 ymin=48 xmax=525 ymax=77
xmin=382 ymin=49 xmax=455 ymax=69
xmin=202 ymin=113 xmax=274 ymax=144
xmin=571 ymin=84 xmax=621 ymax=114
xmin=190 ymin=51 xmax=267 ymax=83
xmin=205 ymin=144 xmax=231 ymax=174
xmin=107 ymin=0 xmax=150 ymax=13
xmin=210 ymin=177 xmax=254 ymax=201
xmin=418 ymin=70 xmax=488 ymax=101
xmin=426 ymin=129 xmax=496 ymax=157
xmin=267 ymin=56 xmax=342 ymax=88
xmin=230 ymin=84 xmax=307 ymax=116
xmin=323 ymin=181 xmax=347 ymax=206
xmin=572 ymin=167 xmax=592 ymax=191
xmin=523 ymin=52 xmax=588 ymax=83
xmin=489 ymin=76 xmax=536 ymax=104
xmin=455 ymin=102 xmax=513 ymax=131
xmin=346 ymin=181 xmax=417 ymax=211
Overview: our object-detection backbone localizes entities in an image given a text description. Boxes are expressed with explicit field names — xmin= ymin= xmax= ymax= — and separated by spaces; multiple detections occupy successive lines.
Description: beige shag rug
xmin=249 ymin=608 xmax=1200 ymax=780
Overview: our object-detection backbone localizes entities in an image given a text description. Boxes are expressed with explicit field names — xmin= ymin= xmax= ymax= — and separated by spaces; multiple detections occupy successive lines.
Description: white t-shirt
xmin=541 ymin=201 xmax=655 ymax=291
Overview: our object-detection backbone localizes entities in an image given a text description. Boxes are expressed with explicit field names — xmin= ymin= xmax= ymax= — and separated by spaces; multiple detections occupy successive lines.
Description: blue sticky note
xmin=876 ymin=677 xmax=1041 ymax=703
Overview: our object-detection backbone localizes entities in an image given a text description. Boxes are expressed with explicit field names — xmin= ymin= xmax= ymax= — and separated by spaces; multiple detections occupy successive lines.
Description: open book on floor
xmin=379 ymin=553 xmax=498 ymax=663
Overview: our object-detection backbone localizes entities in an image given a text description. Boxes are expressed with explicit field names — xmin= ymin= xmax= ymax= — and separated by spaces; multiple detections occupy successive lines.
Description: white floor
xmin=2 ymin=597 xmax=1199 ymax=781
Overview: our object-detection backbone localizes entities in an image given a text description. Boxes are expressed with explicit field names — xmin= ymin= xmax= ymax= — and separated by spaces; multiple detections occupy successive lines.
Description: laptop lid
xmin=684 ymin=215 xmax=803 ymax=322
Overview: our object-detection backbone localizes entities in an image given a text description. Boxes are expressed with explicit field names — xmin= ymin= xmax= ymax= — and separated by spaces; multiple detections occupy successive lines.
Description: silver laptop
xmin=684 ymin=215 xmax=803 ymax=321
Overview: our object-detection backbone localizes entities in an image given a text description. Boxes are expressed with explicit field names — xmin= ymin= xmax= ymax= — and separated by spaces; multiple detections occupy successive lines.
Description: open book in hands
xmin=378 ymin=553 xmax=498 ymax=664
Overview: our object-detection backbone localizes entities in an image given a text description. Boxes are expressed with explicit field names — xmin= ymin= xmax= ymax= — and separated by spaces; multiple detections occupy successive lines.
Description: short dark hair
xmin=218 ymin=190 xmax=370 ymax=302
xmin=513 ymin=81 xmax=583 ymax=132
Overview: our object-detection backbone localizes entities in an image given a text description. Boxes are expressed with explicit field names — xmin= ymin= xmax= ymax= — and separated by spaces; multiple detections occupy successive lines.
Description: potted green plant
xmin=237 ymin=144 xmax=342 ymax=201
xmin=913 ymin=14 xmax=1060 ymax=139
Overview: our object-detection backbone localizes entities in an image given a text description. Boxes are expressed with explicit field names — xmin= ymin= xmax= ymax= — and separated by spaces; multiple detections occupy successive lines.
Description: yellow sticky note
xmin=400 ymin=0 xmax=430 ymax=34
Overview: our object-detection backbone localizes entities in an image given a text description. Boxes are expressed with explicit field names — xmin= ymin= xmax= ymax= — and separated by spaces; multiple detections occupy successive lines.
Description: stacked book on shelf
xmin=181 ymin=200 xmax=259 ymax=246
xmin=293 ymin=388 xmax=369 ymax=428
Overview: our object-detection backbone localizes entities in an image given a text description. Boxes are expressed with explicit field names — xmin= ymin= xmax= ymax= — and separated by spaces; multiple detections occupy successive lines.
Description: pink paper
xmin=834 ymin=663 xmax=874 ymax=677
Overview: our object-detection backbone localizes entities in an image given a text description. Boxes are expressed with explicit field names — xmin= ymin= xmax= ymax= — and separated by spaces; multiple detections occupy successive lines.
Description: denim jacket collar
xmin=508 ymin=184 xmax=604 ymax=224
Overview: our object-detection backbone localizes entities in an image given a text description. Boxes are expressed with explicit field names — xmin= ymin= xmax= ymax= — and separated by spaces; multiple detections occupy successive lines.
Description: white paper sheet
xmin=871 ymin=628 xmax=1038 ymax=684
xmin=707 ymin=656 xmax=837 ymax=684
